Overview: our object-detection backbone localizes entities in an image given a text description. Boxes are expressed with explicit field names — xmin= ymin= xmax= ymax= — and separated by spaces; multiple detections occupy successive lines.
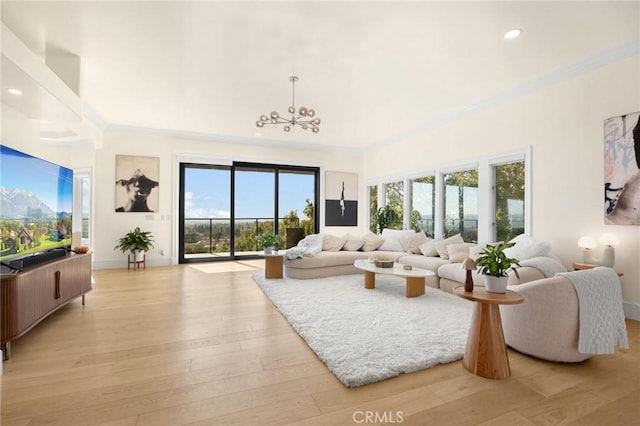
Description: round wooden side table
xmin=454 ymin=286 xmax=524 ymax=380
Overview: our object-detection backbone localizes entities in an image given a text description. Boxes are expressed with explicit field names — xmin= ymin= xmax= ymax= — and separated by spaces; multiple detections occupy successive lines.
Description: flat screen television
xmin=0 ymin=145 xmax=73 ymax=266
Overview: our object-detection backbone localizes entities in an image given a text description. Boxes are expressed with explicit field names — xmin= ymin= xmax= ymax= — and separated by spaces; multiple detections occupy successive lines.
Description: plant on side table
xmin=114 ymin=227 xmax=154 ymax=262
xmin=475 ymin=241 xmax=520 ymax=293
xmin=257 ymin=233 xmax=280 ymax=255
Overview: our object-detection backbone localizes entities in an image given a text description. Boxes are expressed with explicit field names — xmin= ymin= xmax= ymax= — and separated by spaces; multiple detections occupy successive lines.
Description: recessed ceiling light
xmin=504 ymin=28 xmax=522 ymax=40
xmin=7 ymin=88 xmax=23 ymax=96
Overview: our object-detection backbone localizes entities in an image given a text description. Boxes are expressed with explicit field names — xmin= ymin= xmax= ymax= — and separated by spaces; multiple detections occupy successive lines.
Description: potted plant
xmin=475 ymin=241 xmax=520 ymax=293
xmin=114 ymin=227 xmax=154 ymax=262
xmin=257 ymin=233 xmax=279 ymax=254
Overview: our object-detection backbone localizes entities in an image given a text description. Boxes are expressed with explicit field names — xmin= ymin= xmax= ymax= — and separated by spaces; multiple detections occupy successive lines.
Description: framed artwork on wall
xmin=325 ymin=171 xmax=358 ymax=226
xmin=115 ymin=155 xmax=159 ymax=212
xmin=604 ymin=111 xmax=640 ymax=225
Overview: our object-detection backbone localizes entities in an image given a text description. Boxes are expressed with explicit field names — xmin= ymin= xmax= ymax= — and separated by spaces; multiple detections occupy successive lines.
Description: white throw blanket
xmin=284 ymin=233 xmax=323 ymax=260
xmin=556 ymin=267 xmax=629 ymax=354
xmin=520 ymin=256 xmax=567 ymax=277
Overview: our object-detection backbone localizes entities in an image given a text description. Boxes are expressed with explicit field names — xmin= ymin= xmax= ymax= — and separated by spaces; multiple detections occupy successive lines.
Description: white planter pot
xmin=483 ymin=275 xmax=508 ymax=293
xmin=264 ymin=246 xmax=274 ymax=255
xmin=133 ymin=249 xmax=145 ymax=262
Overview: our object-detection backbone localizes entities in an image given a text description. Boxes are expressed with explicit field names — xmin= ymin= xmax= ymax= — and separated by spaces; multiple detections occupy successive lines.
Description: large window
xmin=443 ymin=169 xmax=478 ymax=242
xmin=494 ymin=161 xmax=525 ymax=242
xmin=409 ymin=176 xmax=435 ymax=237
xmin=367 ymin=151 xmax=527 ymax=243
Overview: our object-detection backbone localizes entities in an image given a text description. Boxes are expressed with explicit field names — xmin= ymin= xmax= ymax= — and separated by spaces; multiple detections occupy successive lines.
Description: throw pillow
xmin=504 ymin=234 xmax=552 ymax=260
xmin=342 ymin=233 xmax=365 ymax=251
xmin=361 ymin=232 xmax=385 ymax=252
xmin=469 ymin=244 xmax=484 ymax=260
xmin=322 ymin=234 xmax=346 ymax=252
xmin=378 ymin=229 xmax=415 ymax=252
xmin=401 ymin=231 xmax=429 ymax=254
xmin=435 ymin=234 xmax=464 ymax=259
xmin=419 ymin=238 xmax=441 ymax=257
xmin=447 ymin=242 xmax=478 ymax=263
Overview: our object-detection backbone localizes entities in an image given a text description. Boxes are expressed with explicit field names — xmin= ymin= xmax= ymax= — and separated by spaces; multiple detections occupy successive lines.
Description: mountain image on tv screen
xmin=0 ymin=145 xmax=73 ymax=262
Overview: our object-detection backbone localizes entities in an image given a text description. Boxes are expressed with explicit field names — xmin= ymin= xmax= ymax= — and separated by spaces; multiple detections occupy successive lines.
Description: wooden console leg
xmin=364 ymin=271 xmax=375 ymax=289
xmin=405 ymin=277 xmax=425 ymax=297
xmin=2 ymin=342 xmax=11 ymax=360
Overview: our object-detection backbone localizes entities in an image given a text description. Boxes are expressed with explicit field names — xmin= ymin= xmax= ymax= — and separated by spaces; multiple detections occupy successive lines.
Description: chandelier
xmin=256 ymin=76 xmax=321 ymax=133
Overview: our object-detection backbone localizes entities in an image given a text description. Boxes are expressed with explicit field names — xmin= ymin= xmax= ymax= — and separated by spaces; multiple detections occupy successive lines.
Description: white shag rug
xmin=252 ymin=272 xmax=474 ymax=387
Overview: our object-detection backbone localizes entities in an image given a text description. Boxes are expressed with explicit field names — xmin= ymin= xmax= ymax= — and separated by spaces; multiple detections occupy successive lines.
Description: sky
xmin=0 ymin=145 xmax=74 ymax=214
xmin=184 ymin=167 xmax=314 ymax=220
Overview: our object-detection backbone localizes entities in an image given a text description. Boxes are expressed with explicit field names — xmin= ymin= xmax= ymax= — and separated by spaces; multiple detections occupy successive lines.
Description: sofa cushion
xmin=378 ymin=229 xmax=415 ymax=252
xmin=284 ymin=250 xmax=404 ymax=269
xmin=284 ymin=251 xmax=367 ymax=268
xmin=397 ymin=254 xmax=451 ymax=274
xmin=435 ymin=234 xmax=464 ymax=259
xmin=447 ymin=242 xmax=478 ymax=263
xmin=419 ymin=238 xmax=441 ymax=257
xmin=361 ymin=232 xmax=385 ymax=251
xmin=323 ymin=234 xmax=346 ymax=251
xmin=401 ymin=231 xmax=429 ymax=254
xmin=342 ymin=234 xmax=364 ymax=251
xmin=504 ymin=234 xmax=552 ymax=260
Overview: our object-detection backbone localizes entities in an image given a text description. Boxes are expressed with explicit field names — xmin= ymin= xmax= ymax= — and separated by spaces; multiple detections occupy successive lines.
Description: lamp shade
xmin=461 ymin=257 xmax=476 ymax=270
xmin=599 ymin=233 xmax=620 ymax=247
xmin=578 ymin=236 xmax=597 ymax=249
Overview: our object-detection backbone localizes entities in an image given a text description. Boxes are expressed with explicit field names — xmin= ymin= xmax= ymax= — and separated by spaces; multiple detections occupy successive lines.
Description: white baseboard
xmin=623 ymin=301 xmax=640 ymax=321
xmin=93 ymin=258 xmax=172 ymax=269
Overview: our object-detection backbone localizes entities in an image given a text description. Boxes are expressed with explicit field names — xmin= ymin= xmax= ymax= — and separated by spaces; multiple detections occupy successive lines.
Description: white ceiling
xmin=2 ymin=1 xmax=639 ymax=151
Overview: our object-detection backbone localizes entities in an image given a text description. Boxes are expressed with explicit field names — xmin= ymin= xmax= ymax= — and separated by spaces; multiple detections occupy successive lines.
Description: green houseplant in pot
xmin=475 ymin=241 xmax=520 ymax=293
xmin=257 ymin=233 xmax=279 ymax=254
xmin=115 ymin=227 xmax=154 ymax=262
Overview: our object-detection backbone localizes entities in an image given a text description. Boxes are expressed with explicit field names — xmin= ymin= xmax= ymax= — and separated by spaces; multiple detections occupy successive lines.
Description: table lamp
xmin=599 ymin=233 xmax=619 ymax=268
xmin=461 ymin=257 xmax=476 ymax=292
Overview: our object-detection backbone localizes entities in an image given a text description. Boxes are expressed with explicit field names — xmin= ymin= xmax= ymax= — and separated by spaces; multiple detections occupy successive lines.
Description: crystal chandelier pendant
xmin=256 ymin=76 xmax=321 ymax=133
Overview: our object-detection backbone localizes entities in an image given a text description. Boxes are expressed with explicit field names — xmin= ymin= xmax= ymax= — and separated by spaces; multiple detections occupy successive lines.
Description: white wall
xmin=92 ymin=131 xmax=365 ymax=268
xmin=362 ymin=57 xmax=640 ymax=314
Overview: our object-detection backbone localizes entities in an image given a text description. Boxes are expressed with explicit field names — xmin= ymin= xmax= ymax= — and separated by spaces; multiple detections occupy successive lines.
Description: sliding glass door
xmin=179 ymin=162 xmax=319 ymax=263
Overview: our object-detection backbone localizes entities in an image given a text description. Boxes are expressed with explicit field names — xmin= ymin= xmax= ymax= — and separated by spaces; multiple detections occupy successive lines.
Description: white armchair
xmin=500 ymin=275 xmax=592 ymax=362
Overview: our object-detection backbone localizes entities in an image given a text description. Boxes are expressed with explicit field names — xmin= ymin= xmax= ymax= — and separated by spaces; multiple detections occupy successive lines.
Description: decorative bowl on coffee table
xmin=374 ymin=259 xmax=394 ymax=268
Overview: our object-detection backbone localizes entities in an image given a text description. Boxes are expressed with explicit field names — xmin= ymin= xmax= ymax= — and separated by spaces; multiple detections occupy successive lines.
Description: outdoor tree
xmin=495 ymin=162 xmax=525 ymax=241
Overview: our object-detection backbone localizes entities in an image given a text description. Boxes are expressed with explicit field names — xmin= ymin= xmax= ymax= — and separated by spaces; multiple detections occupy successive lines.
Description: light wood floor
xmin=1 ymin=262 xmax=639 ymax=426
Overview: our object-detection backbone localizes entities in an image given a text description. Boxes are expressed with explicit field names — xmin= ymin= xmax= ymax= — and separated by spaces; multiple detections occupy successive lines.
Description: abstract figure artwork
xmin=604 ymin=111 xmax=640 ymax=225
xmin=325 ymin=171 xmax=358 ymax=226
xmin=115 ymin=155 xmax=159 ymax=212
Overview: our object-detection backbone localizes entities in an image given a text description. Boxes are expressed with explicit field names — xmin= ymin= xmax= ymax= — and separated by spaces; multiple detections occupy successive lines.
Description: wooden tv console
xmin=1 ymin=252 xmax=92 ymax=360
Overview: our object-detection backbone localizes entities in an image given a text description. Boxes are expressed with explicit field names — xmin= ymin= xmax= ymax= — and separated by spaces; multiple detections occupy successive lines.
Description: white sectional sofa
xmin=283 ymin=230 xmax=559 ymax=293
